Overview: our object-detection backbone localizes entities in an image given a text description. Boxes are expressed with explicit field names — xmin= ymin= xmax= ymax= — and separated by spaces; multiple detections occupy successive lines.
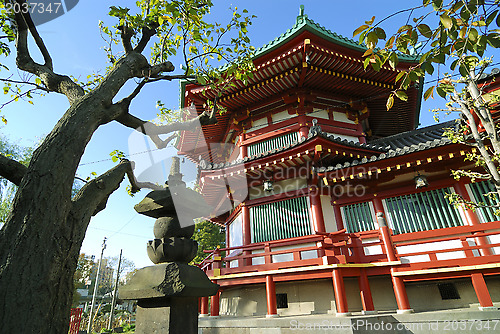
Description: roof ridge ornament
xmin=308 ymin=118 xmax=322 ymax=137
xmin=296 ymin=4 xmax=307 ymax=24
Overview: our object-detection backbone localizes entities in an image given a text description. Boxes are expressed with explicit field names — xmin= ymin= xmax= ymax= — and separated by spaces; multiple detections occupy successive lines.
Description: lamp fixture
xmin=414 ymin=172 xmax=429 ymax=189
xmin=263 ymin=180 xmax=274 ymax=192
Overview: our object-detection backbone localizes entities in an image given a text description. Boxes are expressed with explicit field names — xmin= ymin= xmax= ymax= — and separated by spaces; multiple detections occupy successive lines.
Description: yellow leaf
xmin=362 ymin=49 xmax=374 ymax=57
xmin=386 ymin=95 xmax=394 ymax=110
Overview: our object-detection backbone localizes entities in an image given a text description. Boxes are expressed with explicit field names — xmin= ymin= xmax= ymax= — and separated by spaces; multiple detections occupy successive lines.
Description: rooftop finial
xmin=168 ymin=156 xmax=185 ymax=186
xmin=296 ymin=5 xmax=307 ymax=24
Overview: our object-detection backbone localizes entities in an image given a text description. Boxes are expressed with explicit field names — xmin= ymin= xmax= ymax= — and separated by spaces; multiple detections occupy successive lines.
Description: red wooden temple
xmin=177 ymin=8 xmax=500 ymax=317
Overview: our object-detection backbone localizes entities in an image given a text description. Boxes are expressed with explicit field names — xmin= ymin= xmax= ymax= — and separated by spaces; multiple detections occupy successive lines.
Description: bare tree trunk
xmin=0 ymin=52 xmax=145 ymax=333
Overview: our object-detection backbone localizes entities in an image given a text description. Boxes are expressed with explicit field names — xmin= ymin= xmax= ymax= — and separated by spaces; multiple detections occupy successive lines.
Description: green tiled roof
xmin=179 ymin=6 xmax=419 ymax=109
xmin=253 ymin=8 xmax=418 ymax=62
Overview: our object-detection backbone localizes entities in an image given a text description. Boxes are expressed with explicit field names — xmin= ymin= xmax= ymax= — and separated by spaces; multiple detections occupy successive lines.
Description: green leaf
xmin=436 ymin=86 xmax=446 ymax=98
xmin=395 ymin=71 xmax=405 ymax=83
xmin=363 ymin=57 xmax=371 ymax=69
xmin=422 ymin=61 xmax=434 ymax=75
xmin=417 ymin=24 xmax=432 ymax=38
xmin=461 ymin=6 xmax=471 ymax=21
xmin=432 ymin=0 xmax=443 ymax=10
xmin=487 ymin=33 xmax=500 ymax=48
xmin=459 ymin=64 xmax=469 ymax=77
xmin=388 ymin=52 xmax=398 ymax=69
xmin=397 ymin=25 xmax=412 ymax=34
xmin=385 ymin=35 xmax=395 ymax=48
xmin=370 ymin=55 xmax=381 ymax=71
xmin=486 ymin=10 xmax=498 ymax=26
xmin=440 ymin=13 xmax=453 ymax=29
xmin=469 ymin=28 xmax=478 ymax=42
xmin=395 ymin=90 xmax=408 ymax=101
xmin=366 ymin=31 xmax=378 ymax=49
xmin=374 ymin=27 xmax=386 ymax=40
xmin=353 ymin=24 xmax=369 ymax=37
xmin=423 ymin=86 xmax=434 ymax=100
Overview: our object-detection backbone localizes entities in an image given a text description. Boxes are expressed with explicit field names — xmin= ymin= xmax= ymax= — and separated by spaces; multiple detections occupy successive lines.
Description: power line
xmin=107 ymin=214 xmax=140 ymax=239
xmin=89 ymin=226 xmax=150 ymax=239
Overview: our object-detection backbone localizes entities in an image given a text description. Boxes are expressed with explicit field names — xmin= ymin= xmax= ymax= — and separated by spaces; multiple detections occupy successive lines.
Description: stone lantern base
xmin=119 ymin=262 xmax=219 ymax=334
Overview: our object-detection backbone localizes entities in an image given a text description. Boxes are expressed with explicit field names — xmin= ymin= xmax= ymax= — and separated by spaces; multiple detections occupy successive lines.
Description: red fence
xmin=198 ymin=221 xmax=500 ymax=279
xmin=69 ymin=308 xmax=83 ymax=334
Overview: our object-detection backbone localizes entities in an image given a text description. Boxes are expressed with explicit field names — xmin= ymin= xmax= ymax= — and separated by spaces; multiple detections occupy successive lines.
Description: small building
xmin=178 ymin=8 xmax=500 ymax=317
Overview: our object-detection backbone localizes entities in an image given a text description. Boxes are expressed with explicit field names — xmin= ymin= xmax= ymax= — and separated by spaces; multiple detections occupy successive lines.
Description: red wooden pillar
xmin=265 ymin=275 xmax=278 ymax=317
xmin=471 ymin=273 xmax=496 ymax=310
xmin=241 ymin=204 xmax=252 ymax=266
xmin=358 ymin=269 xmax=376 ymax=314
xmin=391 ymin=276 xmax=412 ymax=313
xmin=332 ymin=269 xmax=349 ymax=316
xmin=373 ymin=198 xmax=397 ymax=262
xmin=453 ymin=182 xmax=492 ymax=256
xmin=332 ymin=201 xmax=344 ymax=231
xmin=199 ymin=296 xmax=209 ymax=317
xmin=309 ymin=185 xmax=326 ymax=233
xmin=239 ymin=133 xmax=247 ymax=158
xmin=373 ymin=197 xmax=413 ymax=313
xmin=210 ymin=250 xmax=222 ymax=317
xmin=210 ymin=286 xmax=221 ymax=317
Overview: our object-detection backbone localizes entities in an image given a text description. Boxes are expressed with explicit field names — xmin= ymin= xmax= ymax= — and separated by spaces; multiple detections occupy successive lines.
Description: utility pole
xmin=107 ymin=249 xmax=122 ymax=330
xmin=87 ymin=237 xmax=107 ymax=334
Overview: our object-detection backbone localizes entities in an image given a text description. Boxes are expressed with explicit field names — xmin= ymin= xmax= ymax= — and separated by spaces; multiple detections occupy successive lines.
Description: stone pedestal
xmin=135 ymin=297 xmax=198 ymax=334
xmin=119 ymin=262 xmax=219 ymax=334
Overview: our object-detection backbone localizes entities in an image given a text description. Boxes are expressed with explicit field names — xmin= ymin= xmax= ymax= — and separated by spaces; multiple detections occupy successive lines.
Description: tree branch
xmin=71 ymin=160 xmax=136 ymax=217
xmin=20 ymin=2 xmax=52 ymax=70
xmin=139 ymin=61 xmax=175 ymax=78
xmin=0 ymin=154 xmax=27 ymax=186
xmin=118 ymin=24 xmax=134 ymax=54
xmin=134 ymin=24 xmax=159 ymax=53
xmin=115 ymin=107 xmax=217 ymax=149
xmin=12 ymin=1 xmax=84 ymax=104
xmin=71 ymin=159 xmax=164 ymax=217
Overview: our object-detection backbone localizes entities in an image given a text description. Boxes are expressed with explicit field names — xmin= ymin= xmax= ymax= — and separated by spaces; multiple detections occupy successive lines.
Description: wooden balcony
xmin=198 ymin=221 xmax=500 ymax=284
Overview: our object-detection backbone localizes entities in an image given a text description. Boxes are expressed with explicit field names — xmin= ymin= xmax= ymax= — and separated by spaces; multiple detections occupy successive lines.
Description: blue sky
xmin=1 ymin=1 xmax=499 ymax=269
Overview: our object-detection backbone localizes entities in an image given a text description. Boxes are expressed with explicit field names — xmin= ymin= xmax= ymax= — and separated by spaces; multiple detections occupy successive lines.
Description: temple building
xmin=178 ymin=8 xmax=500 ymax=317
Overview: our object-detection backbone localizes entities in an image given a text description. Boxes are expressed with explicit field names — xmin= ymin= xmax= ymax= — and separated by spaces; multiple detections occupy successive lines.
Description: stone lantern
xmin=119 ymin=157 xmax=219 ymax=334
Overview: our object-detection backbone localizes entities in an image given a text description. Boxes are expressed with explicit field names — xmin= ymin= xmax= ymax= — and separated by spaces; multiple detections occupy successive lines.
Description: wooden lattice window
xmin=468 ymin=181 xmax=500 ymax=223
xmin=247 ymin=132 xmax=298 ymax=157
xmin=384 ymin=188 xmax=463 ymax=234
xmin=250 ymin=196 xmax=312 ymax=243
xmin=341 ymin=202 xmax=376 ymax=233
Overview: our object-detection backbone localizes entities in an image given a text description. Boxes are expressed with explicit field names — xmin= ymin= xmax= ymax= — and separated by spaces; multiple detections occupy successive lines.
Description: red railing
xmin=198 ymin=229 xmax=392 ymax=277
xmin=391 ymin=220 xmax=500 ymax=272
xmin=68 ymin=308 xmax=83 ymax=334
xmin=197 ymin=221 xmax=500 ymax=279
